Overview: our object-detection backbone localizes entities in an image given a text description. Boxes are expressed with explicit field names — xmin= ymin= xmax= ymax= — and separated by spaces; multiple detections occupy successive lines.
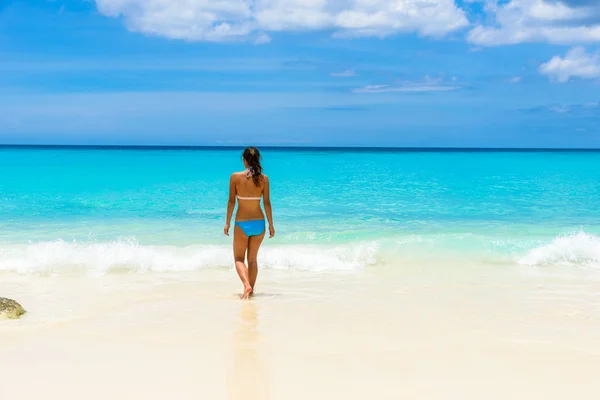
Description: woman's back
xmin=234 ymin=172 xmax=266 ymax=221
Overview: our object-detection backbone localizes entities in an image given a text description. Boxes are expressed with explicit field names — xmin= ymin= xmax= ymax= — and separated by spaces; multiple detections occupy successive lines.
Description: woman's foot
xmin=241 ymin=285 xmax=253 ymax=300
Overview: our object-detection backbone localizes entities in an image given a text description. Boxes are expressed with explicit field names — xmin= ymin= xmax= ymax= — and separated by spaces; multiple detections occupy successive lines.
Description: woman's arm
xmin=263 ymin=176 xmax=275 ymax=238
xmin=224 ymin=174 xmax=237 ymax=236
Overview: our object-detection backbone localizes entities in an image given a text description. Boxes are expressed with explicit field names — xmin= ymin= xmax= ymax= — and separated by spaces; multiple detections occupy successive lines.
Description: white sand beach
xmin=2 ymin=264 xmax=600 ymax=400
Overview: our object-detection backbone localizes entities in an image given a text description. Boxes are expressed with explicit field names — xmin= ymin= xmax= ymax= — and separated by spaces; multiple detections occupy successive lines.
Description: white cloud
xmin=94 ymin=0 xmax=469 ymax=42
xmin=507 ymin=76 xmax=522 ymax=83
xmin=253 ymin=33 xmax=272 ymax=45
xmin=329 ymin=70 xmax=357 ymax=77
xmin=548 ymin=105 xmax=571 ymax=113
xmin=353 ymin=78 xmax=460 ymax=93
xmin=540 ymin=46 xmax=600 ymax=82
xmin=468 ymin=0 xmax=600 ymax=46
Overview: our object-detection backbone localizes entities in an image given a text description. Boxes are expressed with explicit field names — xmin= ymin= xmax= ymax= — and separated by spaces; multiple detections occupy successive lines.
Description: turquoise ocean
xmin=1 ymin=146 xmax=599 ymax=274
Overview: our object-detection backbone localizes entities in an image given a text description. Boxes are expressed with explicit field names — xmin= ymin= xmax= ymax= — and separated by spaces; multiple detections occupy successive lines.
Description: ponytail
xmin=243 ymin=147 xmax=263 ymax=186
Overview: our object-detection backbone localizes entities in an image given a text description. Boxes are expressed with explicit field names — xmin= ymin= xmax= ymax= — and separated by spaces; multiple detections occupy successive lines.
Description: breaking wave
xmin=0 ymin=238 xmax=378 ymax=275
xmin=518 ymin=232 xmax=600 ymax=268
xmin=2 ymin=231 xmax=600 ymax=275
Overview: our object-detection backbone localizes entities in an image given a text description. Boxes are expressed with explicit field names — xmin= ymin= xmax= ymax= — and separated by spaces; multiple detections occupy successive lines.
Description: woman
xmin=224 ymin=147 xmax=275 ymax=299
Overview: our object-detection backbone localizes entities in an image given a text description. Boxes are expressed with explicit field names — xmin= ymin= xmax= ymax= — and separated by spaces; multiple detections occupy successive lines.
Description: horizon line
xmin=1 ymin=144 xmax=600 ymax=152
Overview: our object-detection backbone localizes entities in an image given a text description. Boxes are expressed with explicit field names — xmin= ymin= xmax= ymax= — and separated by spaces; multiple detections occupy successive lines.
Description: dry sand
xmin=1 ymin=265 xmax=600 ymax=399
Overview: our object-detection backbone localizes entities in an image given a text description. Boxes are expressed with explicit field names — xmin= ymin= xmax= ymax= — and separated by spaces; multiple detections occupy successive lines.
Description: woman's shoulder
xmin=230 ymin=171 xmax=246 ymax=180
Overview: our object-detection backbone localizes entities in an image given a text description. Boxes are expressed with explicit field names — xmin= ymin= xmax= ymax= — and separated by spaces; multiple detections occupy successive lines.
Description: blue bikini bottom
xmin=235 ymin=220 xmax=265 ymax=237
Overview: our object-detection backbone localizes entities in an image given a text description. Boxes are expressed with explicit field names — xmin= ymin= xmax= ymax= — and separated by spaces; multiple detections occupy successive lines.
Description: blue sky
xmin=0 ymin=0 xmax=599 ymax=147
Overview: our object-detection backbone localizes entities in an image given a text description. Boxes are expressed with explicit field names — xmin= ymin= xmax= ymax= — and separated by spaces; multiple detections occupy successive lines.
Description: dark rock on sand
xmin=0 ymin=297 xmax=26 ymax=319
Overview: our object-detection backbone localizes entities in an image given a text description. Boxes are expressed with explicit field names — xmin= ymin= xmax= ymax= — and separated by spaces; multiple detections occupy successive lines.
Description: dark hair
xmin=243 ymin=146 xmax=263 ymax=186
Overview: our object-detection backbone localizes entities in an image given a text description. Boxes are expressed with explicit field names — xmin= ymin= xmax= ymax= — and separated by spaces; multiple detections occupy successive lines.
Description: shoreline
xmin=2 ymin=229 xmax=600 ymax=275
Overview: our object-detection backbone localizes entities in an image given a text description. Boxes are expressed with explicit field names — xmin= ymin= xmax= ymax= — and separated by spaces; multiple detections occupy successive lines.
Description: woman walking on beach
xmin=224 ymin=147 xmax=275 ymax=299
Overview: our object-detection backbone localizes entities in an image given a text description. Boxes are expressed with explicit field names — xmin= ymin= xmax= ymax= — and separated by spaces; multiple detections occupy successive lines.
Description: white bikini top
xmin=237 ymin=195 xmax=262 ymax=201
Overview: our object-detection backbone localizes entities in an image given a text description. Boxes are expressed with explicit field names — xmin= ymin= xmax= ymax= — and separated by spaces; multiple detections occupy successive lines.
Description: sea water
xmin=1 ymin=146 xmax=599 ymax=274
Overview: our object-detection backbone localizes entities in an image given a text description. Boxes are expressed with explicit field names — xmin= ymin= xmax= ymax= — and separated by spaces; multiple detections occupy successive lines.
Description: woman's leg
xmin=247 ymin=231 xmax=265 ymax=294
xmin=233 ymin=225 xmax=252 ymax=299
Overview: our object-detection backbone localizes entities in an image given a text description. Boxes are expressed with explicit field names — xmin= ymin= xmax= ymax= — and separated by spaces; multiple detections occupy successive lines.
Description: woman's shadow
xmin=227 ymin=301 xmax=270 ymax=400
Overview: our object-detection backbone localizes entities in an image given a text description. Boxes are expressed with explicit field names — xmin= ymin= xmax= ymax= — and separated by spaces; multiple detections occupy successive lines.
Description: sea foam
xmin=3 ymin=232 xmax=599 ymax=275
xmin=0 ymin=238 xmax=378 ymax=275
xmin=518 ymin=232 xmax=600 ymax=267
